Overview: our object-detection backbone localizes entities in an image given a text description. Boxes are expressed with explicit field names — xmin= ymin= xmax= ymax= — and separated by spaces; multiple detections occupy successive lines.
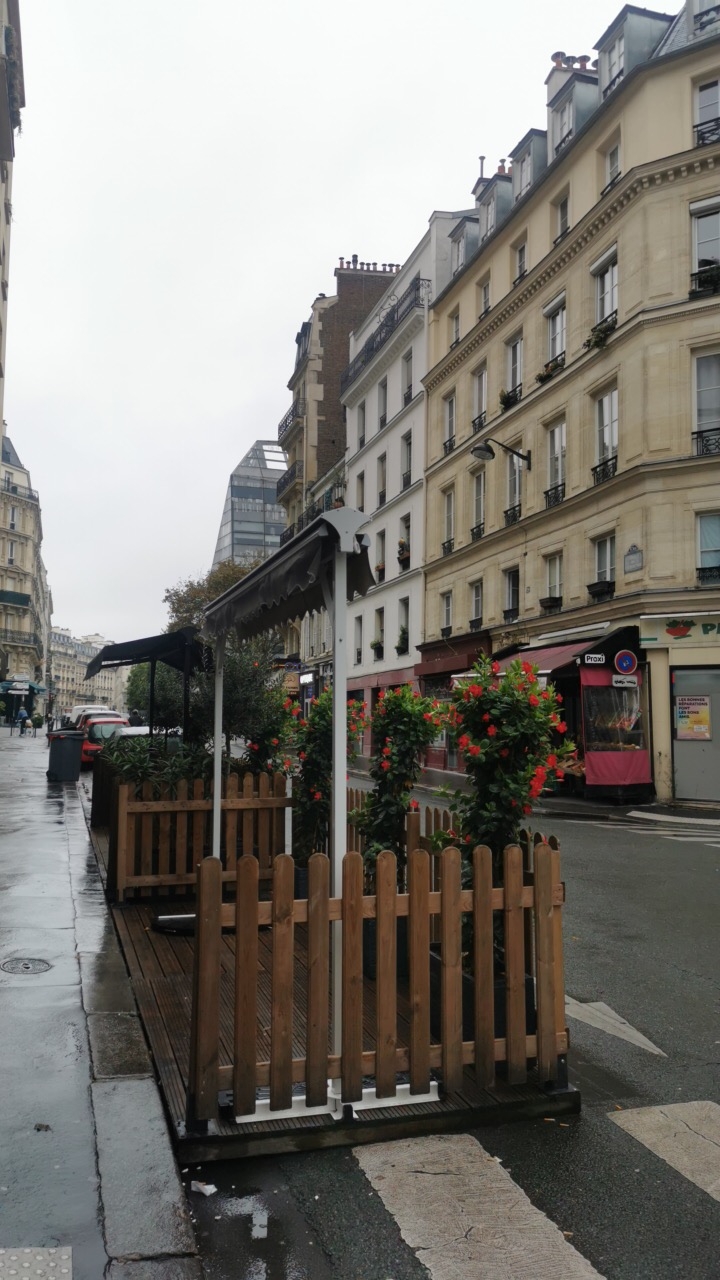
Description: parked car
xmin=80 ymin=716 xmax=130 ymax=766
xmin=68 ymin=704 xmax=113 ymax=726
xmin=76 ymin=710 xmax=122 ymax=732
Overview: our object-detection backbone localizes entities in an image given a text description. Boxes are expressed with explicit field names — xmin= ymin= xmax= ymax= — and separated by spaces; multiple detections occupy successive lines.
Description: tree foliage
xmin=163 ymin=559 xmax=260 ymax=631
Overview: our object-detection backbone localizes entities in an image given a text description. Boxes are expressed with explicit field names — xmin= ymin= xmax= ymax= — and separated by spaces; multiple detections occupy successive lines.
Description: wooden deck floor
xmin=110 ymin=896 xmax=579 ymax=1160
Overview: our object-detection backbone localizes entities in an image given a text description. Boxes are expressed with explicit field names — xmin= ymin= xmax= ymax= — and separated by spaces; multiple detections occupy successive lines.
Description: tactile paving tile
xmin=0 ymin=1248 xmax=72 ymax=1276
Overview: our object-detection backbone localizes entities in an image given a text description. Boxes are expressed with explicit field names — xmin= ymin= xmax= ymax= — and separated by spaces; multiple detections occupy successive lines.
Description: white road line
xmin=565 ymin=997 xmax=666 ymax=1056
xmin=355 ymin=1134 xmax=604 ymax=1279
xmin=609 ymin=1101 xmax=720 ymax=1202
xmin=626 ymin=811 xmax=720 ymax=826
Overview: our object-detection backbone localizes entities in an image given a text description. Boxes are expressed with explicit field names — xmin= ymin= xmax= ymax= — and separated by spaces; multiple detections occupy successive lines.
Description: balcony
xmin=504 ymin=503 xmax=522 ymax=526
xmin=279 ymin=524 xmax=296 ymax=545
xmin=472 ymin=412 xmax=486 ymax=434
xmin=441 ymin=538 xmax=455 ymax=556
xmin=600 ymin=172 xmax=622 ymax=199
xmin=277 ymin=397 xmax=306 ymax=443
xmin=602 ymin=69 xmax=625 ymax=99
xmin=587 ymin=579 xmax=615 ymax=601
xmin=539 ymin=595 xmax=563 ymax=614
xmin=469 ymin=616 xmax=483 ymax=632
xmin=450 ymin=338 xmax=461 ymax=350
xmin=398 ymin=542 xmax=411 ymax=569
xmin=0 ymin=589 xmax=30 ymax=606
xmin=535 ymin=353 xmax=565 ymax=385
xmin=583 ymin=311 xmax=617 ymax=350
xmin=443 ymin=436 xmax=456 ymax=456
xmin=440 ymin=626 xmax=452 ymax=639
xmin=690 ymin=266 xmax=720 ymax=297
xmin=545 ymin=482 xmax=565 ymax=508
xmin=555 ymin=129 xmax=573 ymax=156
xmin=371 ymin=642 xmax=384 ymax=662
xmin=375 ymin=564 xmax=385 ymax=583
xmin=693 ymin=428 xmax=720 ymax=455
xmin=694 ymin=3 xmax=720 ymax=32
xmin=1 ymin=478 xmax=38 ymax=503
xmin=695 ymin=116 xmax=720 ymax=147
xmin=403 ymin=386 xmax=413 ymax=406
xmin=0 ymin=628 xmax=40 ymax=648
xmin=378 ymin=414 xmax=387 ymax=431
xmin=697 ymin=565 xmax=720 ymax=585
xmin=471 ymin=522 xmax=484 ymax=542
xmin=355 ymin=647 xmax=362 ymax=664
xmin=377 ymin=489 xmax=386 ymax=508
xmin=499 ymin=385 xmax=522 ymax=411
xmin=340 ymin=277 xmax=431 ymax=393
xmin=512 ymin=269 xmax=527 ymax=288
xmin=503 ymin=607 xmax=519 ymax=623
xmin=553 ymin=227 xmax=570 ymax=246
xmin=402 ymin=470 xmax=412 ymax=490
xmin=276 ymin=459 xmax=303 ymax=499
xmin=592 ymin=455 xmax=618 ymax=486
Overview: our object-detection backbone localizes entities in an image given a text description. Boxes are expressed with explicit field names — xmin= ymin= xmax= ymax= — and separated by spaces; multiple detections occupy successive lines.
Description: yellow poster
xmin=675 ymin=695 xmax=712 ymax=741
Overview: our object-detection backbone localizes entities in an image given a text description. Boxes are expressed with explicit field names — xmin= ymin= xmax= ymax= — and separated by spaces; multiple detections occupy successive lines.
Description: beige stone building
xmin=422 ymin=3 xmax=720 ymax=802
xmin=49 ymin=628 xmax=128 ymax=720
xmin=0 ymin=437 xmax=51 ymax=715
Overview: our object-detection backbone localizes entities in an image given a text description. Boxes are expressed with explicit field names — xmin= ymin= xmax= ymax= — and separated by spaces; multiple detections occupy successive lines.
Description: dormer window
xmin=518 ymin=152 xmax=532 ymax=200
xmin=480 ymin=195 xmax=495 ymax=241
xmin=602 ymin=32 xmax=625 ymax=98
xmin=555 ymin=98 xmax=573 ymax=155
xmin=452 ymin=233 xmax=466 ymax=275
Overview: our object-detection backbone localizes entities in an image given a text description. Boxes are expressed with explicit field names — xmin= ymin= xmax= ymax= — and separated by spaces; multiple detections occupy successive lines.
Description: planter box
xmin=429 ymin=946 xmax=536 ymax=1042
xmin=362 ymin=915 xmax=409 ymax=981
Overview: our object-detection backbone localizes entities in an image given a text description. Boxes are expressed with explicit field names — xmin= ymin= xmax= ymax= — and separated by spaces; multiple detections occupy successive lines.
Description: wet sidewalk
xmin=0 ymin=728 xmax=202 ymax=1280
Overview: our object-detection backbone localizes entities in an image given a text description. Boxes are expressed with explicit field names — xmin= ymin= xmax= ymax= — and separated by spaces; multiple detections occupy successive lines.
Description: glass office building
xmin=212 ymin=440 xmax=287 ymax=567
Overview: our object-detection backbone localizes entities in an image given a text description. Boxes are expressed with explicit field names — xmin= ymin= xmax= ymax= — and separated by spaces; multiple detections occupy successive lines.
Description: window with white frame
xmin=557 ymin=195 xmax=569 ymax=239
xmin=473 ymin=471 xmax=485 ymax=532
xmin=508 ymin=333 xmax=523 ymax=390
xmin=555 ymin=97 xmax=573 ymax=151
xmin=518 ymin=152 xmax=532 ymax=198
xmin=546 ymin=296 xmax=566 ymax=360
xmin=403 ymin=350 xmax=413 ymax=403
xmin=470 ymin=580 xmax=483 ymax=623
xmin=596 ymin=387 xmax=618 ymax=460
xmin=696 ymin=79 xmax=720 ymax=143
xmin=398 ymin=596 xmax=409 ymax=645
xmin=594 ymin=248 xmax=618 ymax=321
xmin=452 ymin=233 xmax=466 ymax=275
xmin=698 ymin=512 xmax=720 ymax=576
xmin=444 ymin=488 xmax=455 ymax=543
xmin=399 ymin=513 xmax=411 ymax=560
xmin=693 ymin=202 xmax=720 ymax=279
xmin=548 ymin=421 xmax=566 ymax=488
xmin=374 ymin=607 xmax=385 ymax=646
xmin=474 ymin=365 xmax=487 ymax=423
xmin=595 ymin=534 xmax=616 ymax=582
xmin=7 ymin=538 xmax=15 ymax=565
xmin=696 ymin=351 xmax=720 ymax=441
xmin=504 ymin=567 xmax=520 ymax=613
xmin=401 ymin=431 xmax=412 ymax=485
xmin=515 ymin=241 xmax=527 ymax=282
xmin=508 ymin=450 xmax=522 ymax=509
xmin=480 ymin=195 xmax=496 ymax=240
xmin=480 ymin=279 xmax=491 ymax=315
xmin=444 ymin=394 xmax=456 ymax=447
xmin=546 ymin=552 xmax=564 ymax=598
xmin=375 ymin=529 xmax=386 ymax=576
xmin=606 ymin=143 xmax=621 ymax=188
xmin=358 ymin=401 xmax=366 ymax=448
xmin=441 ymin=591 xmax=453 ymax=631
xmin=9 ymin=504 xmax=17 ymax=530
xmin=354 ymin=615 xmax=363 ymax=664
xmin=377 ymin=454 xmax=387 ymax=505
xmin=450 ymin=311 xmax=460 ymax=346
xmin=603 ymin=33 xmax=624 ymax=95
xmin=356 ymin=471 xmax=365 ymax=512
xmin=378 ymin=379 xmax=387 ymax=427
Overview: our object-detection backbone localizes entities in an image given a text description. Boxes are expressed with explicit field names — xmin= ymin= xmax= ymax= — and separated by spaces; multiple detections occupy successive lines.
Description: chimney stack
xmin=551 ymin=50 xmax=566 ymax=68
xmin=498 ymin=159 xmax=506 ymax=175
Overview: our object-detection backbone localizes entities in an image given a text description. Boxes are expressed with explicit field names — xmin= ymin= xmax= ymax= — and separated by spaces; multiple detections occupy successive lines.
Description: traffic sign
xmin=614 ymin=650 xmax=638 ymax=675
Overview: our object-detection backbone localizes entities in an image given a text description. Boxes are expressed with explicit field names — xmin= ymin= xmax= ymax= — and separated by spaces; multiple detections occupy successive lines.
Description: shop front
xmin=639 ymin=613 xmax=720 ymax=802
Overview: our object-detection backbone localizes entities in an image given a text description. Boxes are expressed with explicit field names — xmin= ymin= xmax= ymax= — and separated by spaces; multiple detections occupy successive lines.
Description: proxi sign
xmin=584 ymin=653 xmax=605 ymax=664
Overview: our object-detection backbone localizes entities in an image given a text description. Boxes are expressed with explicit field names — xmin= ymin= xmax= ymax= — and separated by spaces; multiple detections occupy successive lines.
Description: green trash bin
xmin=47 ymin=730 xmax=84 ymax=782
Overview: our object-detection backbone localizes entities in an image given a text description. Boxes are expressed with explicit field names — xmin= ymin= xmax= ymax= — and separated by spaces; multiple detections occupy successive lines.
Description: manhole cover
xmin=0 ymin=1247 xmax=72 ymax=1276
xmin=1 ymin=958 xmax=52 ymax=974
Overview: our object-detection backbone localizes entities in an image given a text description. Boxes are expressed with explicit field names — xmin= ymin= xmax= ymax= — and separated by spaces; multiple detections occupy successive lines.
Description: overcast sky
xmin=6 ymin=0 xmax=628 ymax=641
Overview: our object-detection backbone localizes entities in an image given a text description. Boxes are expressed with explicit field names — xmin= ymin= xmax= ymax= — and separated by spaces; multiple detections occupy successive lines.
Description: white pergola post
xmin=211 ymin=632 xmax=226 ymax=860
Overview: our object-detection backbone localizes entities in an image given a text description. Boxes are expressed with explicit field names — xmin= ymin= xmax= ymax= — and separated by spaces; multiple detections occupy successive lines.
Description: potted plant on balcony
xmin=395 ymin=624 xmax=409 ymax=655
xmin=397 ymin=538 xmax=410 ymax=563
xmin=499 ymin=387 xmax=519 ymax=411
xmin=369 ymin=638 xmax=384 ymax=658
xmin=583 ymin=314 xmax=617 ymax=351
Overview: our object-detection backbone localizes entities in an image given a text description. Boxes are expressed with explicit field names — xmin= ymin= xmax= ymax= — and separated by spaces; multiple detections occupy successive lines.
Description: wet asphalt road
xmin=188 ymin=814 xmax=720 ymax=1280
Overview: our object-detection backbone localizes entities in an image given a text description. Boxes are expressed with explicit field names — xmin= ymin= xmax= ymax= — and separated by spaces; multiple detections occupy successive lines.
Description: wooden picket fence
xmin=108 ymin=772 xmax=290 ymax=900
xmin=186 ymin=840 xmax=568 ymax=1125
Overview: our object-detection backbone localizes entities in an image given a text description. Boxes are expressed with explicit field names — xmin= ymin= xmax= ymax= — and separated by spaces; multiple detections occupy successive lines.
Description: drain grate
xmin=0 ymin=958 xmax=52 ymax=975
xmin=0 ymin=1247 xmax=72 ymax=1276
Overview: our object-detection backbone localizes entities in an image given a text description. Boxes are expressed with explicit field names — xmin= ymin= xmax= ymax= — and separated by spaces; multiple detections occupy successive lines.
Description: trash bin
xmin=47 ymin=730 xmax=84 ymax=782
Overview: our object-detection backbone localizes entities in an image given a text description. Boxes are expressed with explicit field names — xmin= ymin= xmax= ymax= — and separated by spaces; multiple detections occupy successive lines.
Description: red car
xmin=81 ymin=716 xmax=129 ymax=766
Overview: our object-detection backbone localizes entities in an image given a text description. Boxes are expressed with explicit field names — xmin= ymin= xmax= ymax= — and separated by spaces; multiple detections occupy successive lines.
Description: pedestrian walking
xmin=16 ymin=706 xmax=28 ymax=736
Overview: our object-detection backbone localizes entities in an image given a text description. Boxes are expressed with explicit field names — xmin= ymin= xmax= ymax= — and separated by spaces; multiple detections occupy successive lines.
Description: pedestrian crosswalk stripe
xmin=609 ymin=1101 xmax=720 ymax=1202
xmin=355 ymin=1134 xmax=604 ymax=1279
xmin=565 ymin=997 xmax=666 ymax=1056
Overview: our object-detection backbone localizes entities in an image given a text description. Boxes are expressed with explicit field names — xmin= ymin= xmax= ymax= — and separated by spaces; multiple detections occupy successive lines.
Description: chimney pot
xmin=352 ymin=254 xmax=358 ymax=268
xmin=382 ymin=264 xmax=387 ymax=271
xmin=551 ymin=50 xmax=565 ymax=68
xmin=577 ymin=54 xmax=590 ymax=71
xmin=372 ymin=262 xmax=377 ymax=271
xmin=479 ymin=154 xmax=485 ymax=177
xmin=498 ymin=159 xmax=506 ymax=175
xmin=339 ymin=257 xmax=345 ymax=269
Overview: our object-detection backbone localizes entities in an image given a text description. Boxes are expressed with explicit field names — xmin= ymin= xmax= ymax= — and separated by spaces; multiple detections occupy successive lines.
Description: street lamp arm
xmin=471 ymin=438 xmax=532 ymax=470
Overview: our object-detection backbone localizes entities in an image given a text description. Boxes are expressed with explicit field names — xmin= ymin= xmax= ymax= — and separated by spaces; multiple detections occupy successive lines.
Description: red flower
xmin=523 ymin=804 xmax=532 ymax=814
xmin=468 ymin=683 xmax=483 ymax=697
xmin=298 ymin=750 xmax=306 ymax=761
xmin=249 ymin=742 xmax=258 ymax=750
xmin=556 ymin=693 xmax=563 ymax=704
xmin=557 ymin=721 xmax=567 ymax=733
xmin=465 ymin=835 xmax=472 ymax=843
xmin=291 ymin=705 xmax=301 ymax=717
xmin=487 ymin=724 xmax=497 ymax=736
xmin=382 ymin=746 xmax=391 ymax=756
xmin=409 ymin=799 xmax=419 ymax=810
xmin=469 ymin=743 xmax=481 ymax=756
xmin=541 ymin=690 xmax=550 ymax=700
xmin=283 ymin=698 xmax=293 ymax=710
xmin=546 ymin=754 xmax=557 ymax=768
xmin=556 ymin=770 xmax=564 ymax=779
xmin=457 ymin=734 xmax=470 ymax=750
xmin=521 ymin=661 xmax=535 ymax=676
xmin=381 ymin=761 xmax=391 ymax=771
xmin=313 ymin=790 xmax=323 ymax=800
xmin=271 ymin=737 xmax=279 ymax=746
xmin=491 ymin=660 xmax=500 ymax=674
xmin=499 ymin=748 xmax=509 ymax=758
xmin=528 ymin=694 xmax=540 ymax=707
xmin=482 ymin=712 xmax=490 ymax=722
xmin=283 ymin=759 xmax=291 ymax=770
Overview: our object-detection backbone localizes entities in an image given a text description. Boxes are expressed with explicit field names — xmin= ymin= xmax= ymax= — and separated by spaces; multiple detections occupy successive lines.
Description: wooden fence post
xmin=408 ymin=847 xmax=430 ymax=1095
xmin=234 ymin=854 xmax=259 ymax=1117
xmin=186 ymin=856 xmax=222 ymax=1129
xmin=270 ymin=853 xmax=295 ymax=1111
xmin=114 ymin=783 xmax=129 ymax=902
xmin=375 ymin=850 xmax=397 ymax=1098
xmin=504 ymin=845 xmax=526 ymax=1085
xmin=533 ymin=843 xmax=557 ymax=1083
xmin=472 ymin=845 xmax=495 ymax=1088
xmin=306 ymin=853 xmax=330 ymax=1107
xmin=440 ymin=846 xmax=463 ymax=1094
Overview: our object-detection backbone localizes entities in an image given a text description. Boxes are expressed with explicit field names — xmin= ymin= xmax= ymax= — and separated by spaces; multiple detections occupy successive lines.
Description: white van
xmin=68 ymin=704 xmax=113 ymax=726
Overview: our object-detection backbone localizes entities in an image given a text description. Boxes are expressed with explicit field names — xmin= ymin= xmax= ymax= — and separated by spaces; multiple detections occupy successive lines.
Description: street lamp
xmin=471 ymin=438 xmax=532 ymax=471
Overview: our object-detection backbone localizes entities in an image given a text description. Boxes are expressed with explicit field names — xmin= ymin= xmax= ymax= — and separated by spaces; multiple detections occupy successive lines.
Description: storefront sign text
xmin=584 ymin=653 xmax=605 ymax=664
xmin=612 ymin=675 xmax=638 ymax=688
xmin=675 ymin=695 xmax=712 ymax=741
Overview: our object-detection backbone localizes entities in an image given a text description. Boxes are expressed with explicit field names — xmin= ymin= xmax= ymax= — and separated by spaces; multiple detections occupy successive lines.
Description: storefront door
xmin=672 ymin=667 xmax=720 ymax=801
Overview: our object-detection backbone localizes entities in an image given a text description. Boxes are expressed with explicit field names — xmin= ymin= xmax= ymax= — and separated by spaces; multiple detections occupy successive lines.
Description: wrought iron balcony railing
xmin=592 ymin=455 xmax=618 ymax=486
xmin=694 ymin=4 xmax=720 ymax=33
xmin=503 ymin=607 xmax=519 ymax=623
xmin=690 ymin=267 xmax=720 ymax=297
xmin=1 ymin=479 xmax=38 ymax=502
xmin=512 ymin=269 xmax=527 ymax=288
xmin=695 ymin=115 xmax=720 ymax=147
xmin=553 ymin=227 xmax=570 ymax=246
xmin=403 ymin=386 xmax=413 ymax=406
xmin=440 ymin=625 xmax=452 ymax=639
xmin=693 ymin=428 xmax=720 ymax=455
xmin=504 ymin=503 xmax=522 ymax=526
xmin=443 ymin=436 xmax=455 ymax=456
xmin=555 ymin=129 xmax=573 ymax=156
xmin=697 ymin=565 xmax=720 ymax=584
xmin=469 ymin=616 xmax=483 ymax=632
xmin=499 ymin=384 xmax=522 ymax=411
xmin=279 ymin=524 xmax=296 ymax=545
xmin=471 ymin=411 xmax=486 ymax=434
xmin=471 ymin=522 xmax=484 ymax=542
xmin=545 ymin=481 xmax=566 ymax=508
xmin=602 ymin=69 xmax=624 ymax=99
xmin=340 ymin=277 xmax=431 ymax=393
xmin=600 ymin=172 xmax=622 ymax=199
xmin=377 ymin=489 xmax=386 ymax=507
xmin=441 ymin=538 xmax=455 ymax=556
xmin=402 ymin=470 xmax=411 ymax=490
xmin=276 ymin=459 xmax=303 ymax=498
xmin=0 ymin=628 xmax=40 ymax=648
xmin=277 ymin=397 xmax=306 ymax=442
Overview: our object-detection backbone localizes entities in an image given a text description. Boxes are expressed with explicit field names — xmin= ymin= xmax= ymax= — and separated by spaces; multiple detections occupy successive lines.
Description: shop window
xmin=582 ymin=683 xmax=646 ymax=752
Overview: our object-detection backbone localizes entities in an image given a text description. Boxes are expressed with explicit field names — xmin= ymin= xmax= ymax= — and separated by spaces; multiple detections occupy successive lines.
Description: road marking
xmin=565 ymin=997 xmax=666 ymax=1056
xmin=355 ymin=1134 xmax=604 ymax=1279
xmin=626 ymin=811 xmax=720 ymax=826
xmin=609 ymin=1102 xmax=720 ymax=1202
